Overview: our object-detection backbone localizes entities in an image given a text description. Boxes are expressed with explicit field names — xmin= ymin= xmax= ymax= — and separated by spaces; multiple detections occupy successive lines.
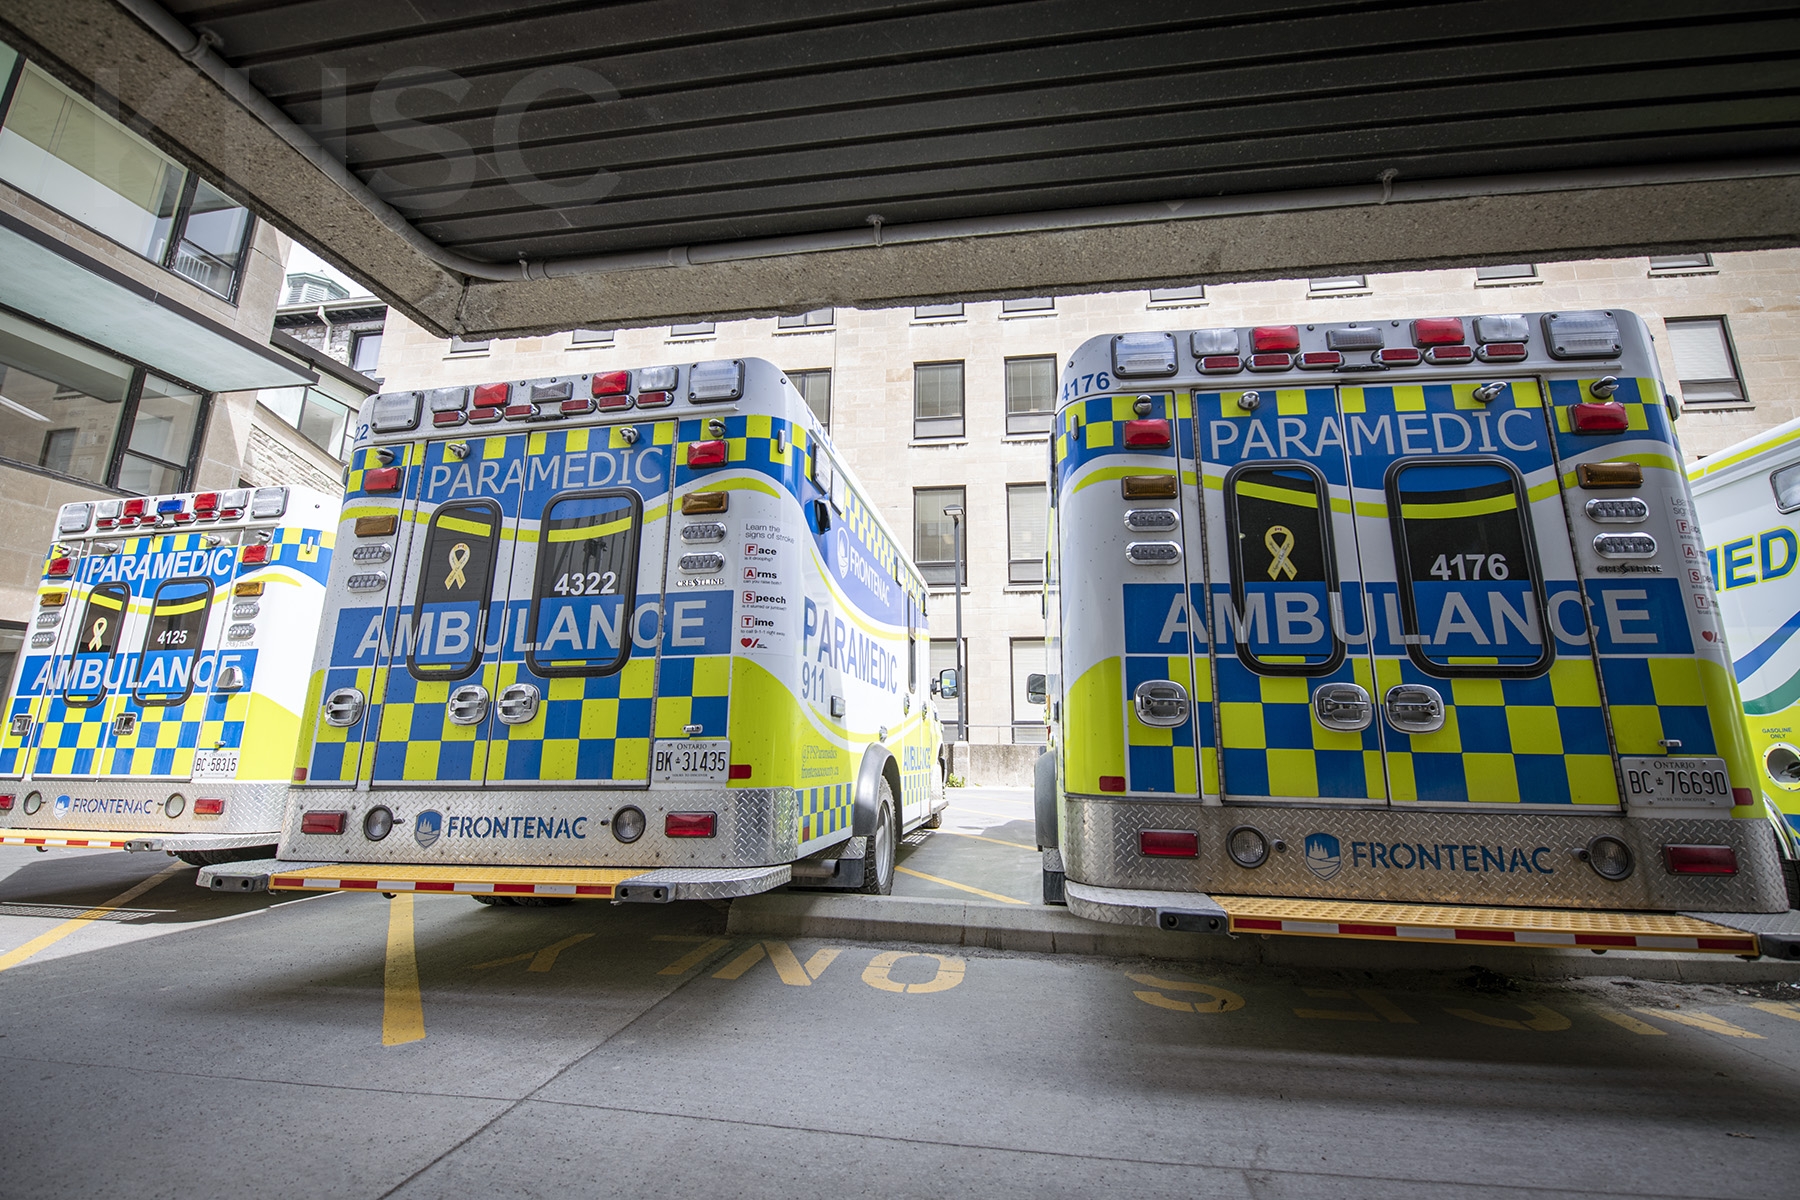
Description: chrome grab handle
xmin=496 ymin=682 xmax=540 ymax=726
xmin=323 ymin=687 xmax=365 ymax=728
xmin=1313 ymin=682 xmax=1373 ymax=732
xmin=447 ymin=684 xmax=489 ymax=726
xmin=1133 ymin=679 xmax=1190 ymax=728
xmin=1383 ymin=684 xmax=1445 ymax=734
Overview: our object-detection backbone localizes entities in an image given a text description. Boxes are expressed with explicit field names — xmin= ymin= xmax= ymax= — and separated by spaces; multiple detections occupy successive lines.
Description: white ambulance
xmin=0 ymin=486 xmax=338 ymax=863
xmin=1689 ymin=416 xmax=1800 ymax=895
xmin=202 ymin=358 xmax=945 ymax=903
xmin=1035 ymin=310 xmax=1799 ymax=958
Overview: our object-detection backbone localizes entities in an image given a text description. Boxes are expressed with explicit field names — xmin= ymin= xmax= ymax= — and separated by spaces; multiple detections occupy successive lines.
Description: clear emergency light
xmin=369 ymin=390 xmax=421 ymax=433
xmin=690 ymin=359 xmax=745 ymax=402
xmin=1112 ymin=333 xmax=1177 ymax=377
xmin=57 ymin=503 xmax=90 ymax=533
xmin=1190 ymin=329 xmax=1239 ymax=356
xmin=638 ymin=366 xmax=678 ymax=392
xmin=251 ymin=487 xmax=289 ymax=518
xmin=1544 ymin=311 xmax=1623 ymax=358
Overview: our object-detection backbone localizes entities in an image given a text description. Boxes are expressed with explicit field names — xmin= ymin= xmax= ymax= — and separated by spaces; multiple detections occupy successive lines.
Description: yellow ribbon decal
xmin=87 ymin=618 xmax=107 ymax=651
xmin=444 ymin=543 xmax=470 ymax=589
xmin=1265 ymin=526 xmax=1297 ymax=580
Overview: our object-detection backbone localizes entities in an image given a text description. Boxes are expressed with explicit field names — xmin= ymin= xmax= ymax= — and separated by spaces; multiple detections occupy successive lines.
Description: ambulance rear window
xmin=527 ymin=490 xmax=641 ymax=677
xmin=64 ymin=582 xmax=130 ymax=707
xmin=134 ymin=579 xmax=213 ymax=706
xmin=1223 ymin=464 xmax=1343 ymax=675
xmin=408 ymin=500 xmax=501 ymax=681
xmin=1386 ymin=459 xmax=1551 ymax=677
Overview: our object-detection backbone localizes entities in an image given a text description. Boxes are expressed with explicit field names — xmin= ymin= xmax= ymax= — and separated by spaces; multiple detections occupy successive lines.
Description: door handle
xmin=1133 ymin=679 xmax=1190 ymax=728
xmin=496 ymin=683 xmax=540 ymax=725
xmin=1383 ymin=684 xmax=1445 ymax=734
xmin=323 ymin=687 xmax=365 ymax=728
xmin=447 ymin=684 xmax=489 ymax=726
xmin=1313 ymin=682 xmax=1373 ymax=732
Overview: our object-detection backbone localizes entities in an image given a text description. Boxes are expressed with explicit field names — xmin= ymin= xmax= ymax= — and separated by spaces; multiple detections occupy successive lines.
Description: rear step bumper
xmin=1064 ymin=880 xmax=1780 ymax=957
xmin=0 ymin=827 xmax=275 ymax=853
xmin=197 ymin=859 xmax=792 ymax=903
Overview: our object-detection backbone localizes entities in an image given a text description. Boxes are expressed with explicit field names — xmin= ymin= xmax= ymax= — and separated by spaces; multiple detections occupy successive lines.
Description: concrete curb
xmin=727 ymin=893 xmax=1800 ymax=983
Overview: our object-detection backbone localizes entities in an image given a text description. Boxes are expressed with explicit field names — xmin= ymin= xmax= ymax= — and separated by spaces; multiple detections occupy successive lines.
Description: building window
xmin=1011 ymin=638 xmax=1047 ymax=744
xmin=0 ymin=309 xmax=206 ymax=491
xmin=570 ymin=328 xmax=613 ymax=346
xmin=0 ymin=52 xmax=254 ymax=301
xmin=777 ymin=307 xmax=834 ymax=329
xmin=670 ymin=321 xmax=715 ymax=338
xmin=449 ymin=335 xmax=490 ymax=355
xmin=914 ymin=486 xmax=966 ymax=588
xmin=258 ymin=376 xmax=362 ymax=461
xmin=1308 ymin=275 xmax=1368 ymax=296
xmin=350 ymin=331 xmax=383 ymax=375
xmin=1665 ymin=317 xmax=1746 ymax=405
xmin=930 ymin=638 xmax=964 ymax=730
xmin=1007 ymin=484 xmax=1047 ymax=585
xmin=1004 ymin=356 xmax=1055 ymax=436
xmin=1001 ymin=297 xmax=1054 ymax=314
xmin=1650 ymin=253 xmax=1715 ymax=274
xmin=913 ymin=362 xmax=964 ymax=439
xmin=1148 ymin=285 xmax=1206 ymax=306
xmin=1476 ymin=264 xmax=1537 ymax=282
xmin=914 ymin=303 xmax=964 ymax=321
xmin=789 ymin=369 xmax=831 ymax=429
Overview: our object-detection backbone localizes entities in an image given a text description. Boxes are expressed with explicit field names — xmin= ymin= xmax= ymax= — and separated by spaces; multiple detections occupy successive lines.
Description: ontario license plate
xmin=1620 ymin=756 xmax=1732 ymax=806
xmin=652 ymin=740 xmax=729 ymax=783
xmin=191 ymin=749 xmax=239 ymax=780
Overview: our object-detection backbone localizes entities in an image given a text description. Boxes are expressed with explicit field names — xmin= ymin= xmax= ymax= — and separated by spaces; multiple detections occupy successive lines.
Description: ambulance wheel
xmin=859 ymin=786 xmax=896 ymax=895
xmin=921 ymin=809 xmax=942 ymax=830
xmin=472 ymin=895 xmax=516 ymax=906
xmin=174 ymin=851 xmax=210 ymax=867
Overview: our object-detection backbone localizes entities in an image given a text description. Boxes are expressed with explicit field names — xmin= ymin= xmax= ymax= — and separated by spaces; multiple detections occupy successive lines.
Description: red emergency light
xmin=686 ymin=440 xmax=728 ymax=468
xmin=1123 ymin=419 xmax=1172 ymax=449
xmin=240 ymin=544 xmax=269 ymax=565
xmin=1412 ymin=318 xmax=1466 ymax=346
xmin=1139 ymin=830 xmax=1199 ymax=858
xmin=473 ymin=382 xmax=510 ymax=407
xmin=123 ymin=499 xmax=147 ymax=518
xmin=592 ymin=371 xmax=630 ymax=396
xmin=47 ymin=557 xmax=72 ymax=578
xmin=364 ymin=466 xmax=403 ymax=493
xmin=1251 ymin=325 xmax=1300 ymax=352
xmin=193 ymin=493 xmax=219 ymax=514
xmin=1571 ymin=402 xmax=1629 ymax=434
xmin=665 ymin=812 xmax=716 ymax=838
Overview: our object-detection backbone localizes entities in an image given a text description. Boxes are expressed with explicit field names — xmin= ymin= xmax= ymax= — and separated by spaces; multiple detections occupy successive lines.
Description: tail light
xmin=364 ymin=466 xmax=403 ymax=492
xmin=193 ymin=798 xmax=225 ymax=815
xmin=592 ymin=371 xmax=630 ymax=396
xmin=665 ymin=812 xmax=716 ymax=838
xmin=1251 ymin=325 xmax=1300 ymax=352
xmin=1123 ymin=420 xmax=1171 ymax=449
xmin=1571 ymin=402 xmax=1629 ymax=433
xmin=1663 ymin=844 xmax=1737 ymax=875
xmin=46 ymin=557 xmax=72 ymax=578
xmin=686 ymin=440 xmax=728 ymax=467
xmin=473 ymin=382 xmax=509 ymax=407
xmin=0 ymin=794 xmax=12 ymax=811
xmin=1412 ymin=317 xmax=1465 ymax=346
xmin=1140 ymin=830 xmax=1199 ymax=857
xmin=300 ymin=810 xmax=347 ymax=835
xmin=240 ymin=544 xmax=269 ymax=565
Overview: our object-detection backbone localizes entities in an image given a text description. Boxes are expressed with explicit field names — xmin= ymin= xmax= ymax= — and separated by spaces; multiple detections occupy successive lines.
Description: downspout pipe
xmin=118 ymin=0 xmax=1800 ymax=292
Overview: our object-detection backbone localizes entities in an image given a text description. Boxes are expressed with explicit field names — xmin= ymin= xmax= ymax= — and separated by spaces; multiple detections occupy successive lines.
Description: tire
xmin=921 ymin=809 xmax=942 ymax=830
xmin=472 ymin=895 xmax=516 ymax=907
xmin=174 ymin=851 xmax=210 ymax=867
xmin=858 ymin=781 xmax=896 ymax=895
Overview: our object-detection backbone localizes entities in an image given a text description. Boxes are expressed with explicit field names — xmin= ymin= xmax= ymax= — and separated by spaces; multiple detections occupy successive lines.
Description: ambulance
xmin=1035 ymin=310 xmax=1800 ymax=958
xmin=201 ymin=358 xmax=945 ymax=903
xmin=0 ymin=486 xmax=338 ymax=863
xmin=1688 ymin=416 xmax=1800 ymax=893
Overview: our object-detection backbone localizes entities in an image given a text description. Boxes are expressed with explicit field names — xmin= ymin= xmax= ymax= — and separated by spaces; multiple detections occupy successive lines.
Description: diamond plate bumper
xmin=1065 ymin=880 xmax=1767 ymax=955
xmin=197 ymin=858 xmax=792 ymax=902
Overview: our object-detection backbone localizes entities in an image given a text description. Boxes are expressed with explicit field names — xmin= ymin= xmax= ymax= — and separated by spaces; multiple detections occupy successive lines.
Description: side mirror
xmin=1664 ymin=390 xmax=1682 ymax=423
xmin=809 ymin=498 xmax=832 ymax=532
xmin=1026 ymin=673 xmax=1047 ymax=705
xmin=935 ymin=668 xmax=959 ymax=700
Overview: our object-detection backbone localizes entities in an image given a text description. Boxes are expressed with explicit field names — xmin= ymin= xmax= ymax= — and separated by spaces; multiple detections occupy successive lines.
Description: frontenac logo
xmin=1303 ymin=832 xmax=1341 ymax=880
xmin=414 ymin=809 xmax=443 ymax=849
xmin=53 ymin=794 xmax=70 ymax=820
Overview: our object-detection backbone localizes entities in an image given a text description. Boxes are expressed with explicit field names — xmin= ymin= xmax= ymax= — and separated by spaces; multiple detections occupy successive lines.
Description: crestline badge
xmin=1303 ymin=832 xmax=1341 ymax=880
xmin=414 ymin=809 xmax=443 ymax=849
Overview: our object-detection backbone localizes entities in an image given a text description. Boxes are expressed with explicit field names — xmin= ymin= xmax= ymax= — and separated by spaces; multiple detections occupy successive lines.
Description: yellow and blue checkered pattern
xmin=1053 ymin=392 xmax=1189 ymax=475
xmin=107 ymin=690 xmax=246 ymax=776
xmin=1125 ymin=652 xmax=1208 ymax=795
xmin=800 ymin=782 xmax=853 ymax=841
xmin=1216 ymin=655 xmax=1386 ymax=801
xmin=1548 ymin=377 xmax=1664 ymax=438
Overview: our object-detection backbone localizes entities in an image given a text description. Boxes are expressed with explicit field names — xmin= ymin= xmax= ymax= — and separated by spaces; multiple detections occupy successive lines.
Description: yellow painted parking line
xmin=1632 ymin=1006 xmax=1762 ymax=1039
xmin=0 ymin=863 xmax=184 ymax=973
xmin=934 ymin=830 xmax=1038 ymax=851
xmin=1594 ymin=1009 xmax=1667 ymax=1036
xmin=382 ymin=895 xmax=425 ymax=1046
xmin=895 ymin=865 xmax=1026 ymax=905
xmin=658 ymin=937 xmax=730 ymax=976
xmin=1749 ymin=1000 xmax=1800 ymax=1023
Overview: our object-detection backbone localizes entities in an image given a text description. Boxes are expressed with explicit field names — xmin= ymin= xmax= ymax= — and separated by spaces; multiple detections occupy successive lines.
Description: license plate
xmin=652 ymin=740 xmax=729 ymax=783
xmin=192 ymin=749 xmax=239 ymax=780
xmin=1620 ymin=756 xmax=1732 ymax=806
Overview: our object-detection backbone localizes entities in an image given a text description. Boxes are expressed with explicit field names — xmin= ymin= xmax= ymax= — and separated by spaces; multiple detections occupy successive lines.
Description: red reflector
xmin=1297 ymin=351 xmax=1342 ymax=369
xmin=1377 ymin=347 xmax=1422 ymax=366
xmin=172 ymin=512 xmax=195 ymax=524
xmin=193 ymin=797 xmax=224 ymax=815
xmin=504 ymin=403 xmax=536 ymax=420
xmin=1571 ymin=402 xmax=1629 ymax=433
xmin=47 ymin=557 xmax=72 ymax=577
xmin=1251 ymin=325 xmax=1300 ymax=352
xmin=473 ymin=382 xmax=509 ymax=407
xmin=96 ymin=518 xmax=117 ymax=529
xmin=192 ymin=492 xmax=218 ymax=513
xmin=1476 ymin=342 xmax=1528 ymax=363
xmin=592 ymin=371 xmax=630 ymax=396
xmin=1424 ymin=345 xmax=1475 ymax=365
xmin=1663 ymin=844 xmax=1737 ymax=875
xmin=665 ymin=812 xmax=717 ymax=838
xmin=1123 ymin=419 xmax=1172 ymax=449
xmin=468 ymin=406 xmax=503 ymax=424
xmin=1198 ymin=355 xmax=1242 ymax=373
xmin=1099 ymin=775 xmax=1126 ymax=793
xmin=636 ymin=390 xmax=673 ymax=408
xmin=0 ymin=794 xmax=12 ymax=811
xmin=561 ymin=398 xmax=595 ymax=416
xmin=293 ymin=767 xmax=308 ymax=782
xmin=728 ymin=763 xmax=752 ymax=780
xmin=300 ymin=810 xmax=346 ymax=835
xmin=1413 ymin=317 xmax=1466 ymax=346
xmin=1140 ymin=830 xmax=1199 ymax=857
xmin=687 ymin=440 xmax=728 ymax=467
xmin=433 ymin=411 xmax=466 ymax=427
xmin=240 ymin=544 xmax=269 ymax=565
xmin=364 ymin=466 xmax=403 ymax=492
xmin=123 ymin=498 xmax=147 ymax=517
xmin=1247 ymin=352 xmax=1291 ymax=370
xmin=595 ymin=392 xmax=633 ymax=412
